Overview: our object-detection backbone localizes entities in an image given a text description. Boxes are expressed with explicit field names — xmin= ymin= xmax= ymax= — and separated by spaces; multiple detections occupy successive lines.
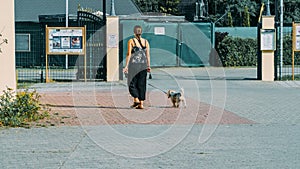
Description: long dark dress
xmin=127 ymin=38 xmax=148 ymax=101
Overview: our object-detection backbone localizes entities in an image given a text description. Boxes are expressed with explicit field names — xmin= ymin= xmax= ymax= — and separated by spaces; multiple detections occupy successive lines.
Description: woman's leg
xmin=137 ymin=69 xmax=147 ymax=102
xmin=128 ymin=66 xmax=139 ymax=99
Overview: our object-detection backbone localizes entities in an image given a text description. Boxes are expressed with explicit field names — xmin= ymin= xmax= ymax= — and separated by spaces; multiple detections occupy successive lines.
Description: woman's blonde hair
xmin=133 ymin=25 xmax=142 ymax=34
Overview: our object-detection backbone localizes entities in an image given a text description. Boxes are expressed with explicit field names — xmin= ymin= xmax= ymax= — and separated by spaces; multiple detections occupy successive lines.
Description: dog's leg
xmin=173 ymin=102 xmax=176 ymax=107
xmin=175 ymin=102 xmax=179 ymax=108
xmin=180 ymin=98 xmax=186 ymax=108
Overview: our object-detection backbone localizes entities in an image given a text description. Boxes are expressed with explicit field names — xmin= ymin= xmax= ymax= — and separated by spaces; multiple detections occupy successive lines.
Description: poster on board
xmin=260 ymin=29 xmax=276 ymax=51
xmin=294 ymin=24 xmax=300 ymax=51
xmin=296 ymin=36 xmax=300 ymax=51
xmin=46 ymin=27 xmax=85 ymax=55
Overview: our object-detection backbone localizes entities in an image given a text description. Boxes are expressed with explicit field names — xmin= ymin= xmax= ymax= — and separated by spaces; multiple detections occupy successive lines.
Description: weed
xmin=0 ymin=87 xmax=49 ymax=127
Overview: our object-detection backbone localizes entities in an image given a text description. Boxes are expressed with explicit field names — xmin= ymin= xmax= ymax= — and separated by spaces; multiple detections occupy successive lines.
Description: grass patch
xmin=17 ymin=82 xmax=35 ymax=89
xmin=281 ymin=74 xmax=300 ymax=80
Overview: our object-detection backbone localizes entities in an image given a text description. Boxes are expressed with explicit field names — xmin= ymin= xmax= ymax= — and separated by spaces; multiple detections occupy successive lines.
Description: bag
xmin=130 ymin=38 xmax=147 ymax=64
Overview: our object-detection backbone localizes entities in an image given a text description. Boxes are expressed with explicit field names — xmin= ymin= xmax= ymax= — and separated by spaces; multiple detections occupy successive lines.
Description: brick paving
xmin=38 ymin=89 xmax=254 ymax=126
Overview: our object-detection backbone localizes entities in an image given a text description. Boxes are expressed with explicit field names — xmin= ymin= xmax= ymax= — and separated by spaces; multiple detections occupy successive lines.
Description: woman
xmin=123 ymin=25 xmax=151 ymax=109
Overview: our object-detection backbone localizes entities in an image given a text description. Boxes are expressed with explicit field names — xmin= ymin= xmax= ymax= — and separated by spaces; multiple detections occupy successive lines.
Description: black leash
xmin=148 ymin=83 xmax=167 ymax=94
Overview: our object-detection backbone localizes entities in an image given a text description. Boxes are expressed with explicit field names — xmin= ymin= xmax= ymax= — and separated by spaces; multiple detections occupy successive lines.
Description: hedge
xmin=217 ymin=36 xmax=257 ymax=67
xmin=214 ymin=33 xmax=300 ymax=67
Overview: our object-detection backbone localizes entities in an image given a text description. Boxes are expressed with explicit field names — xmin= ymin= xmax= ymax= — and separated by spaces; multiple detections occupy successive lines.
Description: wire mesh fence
xmin=276 ymin=24 xmax=300 ymax=80
xmin=15 ymin=28 xmax=83 ymax=83
xmin=16 ymin=26 xmax=106 ymax=84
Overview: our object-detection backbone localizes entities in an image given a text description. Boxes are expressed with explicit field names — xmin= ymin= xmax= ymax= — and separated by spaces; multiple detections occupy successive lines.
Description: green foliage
xmin=133 ymin=0 xmax=180 ymax=15
xmin=283 ymin=0 xmax=300 ymax=22
xmin=282 ymin=35 xmax=292 ymax=65
xmin=214 ymin=32 xmax=300 ymax=68
xmin=243 ymin=6 xmax=251 ymax=27
xmin=281 ymin=34 xmax=300 ymax=65
xmin=209 ymin=0 xmax=259 ymax=26
xmin=159 ymin=0 xmax=180 ymax=15
xmin=209 ymin=32 xmax=229 ymax=66
xmin=281 ymin=74 xmax=300 ymax=81
xmin=134 ymin=0 xmax=300 ymax=25
xmin=227 ymin=12 xmax=233 ymax=27
xmin=217 ymin=36 xmax=257 ymax=67
xmin=0 ymin=88 xmax=48 ymax=127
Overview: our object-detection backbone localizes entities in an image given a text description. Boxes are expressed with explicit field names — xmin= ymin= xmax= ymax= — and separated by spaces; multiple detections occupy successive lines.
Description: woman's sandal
xmin=130 ymin=102 xmax=140 ymax=108
xmin=135 ymin=103 xmax=144 ymax=109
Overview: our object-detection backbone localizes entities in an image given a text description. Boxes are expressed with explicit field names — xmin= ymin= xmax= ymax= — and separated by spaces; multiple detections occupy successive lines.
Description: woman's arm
xmin=123 ymin=39 xmax=133 ymax=73
xmin=146 ymin=39 xmax=151 ymax=71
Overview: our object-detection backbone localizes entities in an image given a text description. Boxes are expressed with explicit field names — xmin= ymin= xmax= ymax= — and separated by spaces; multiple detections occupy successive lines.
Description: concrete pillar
xmin=0 ymin=0 xmax=16 ymax=93
xmin=261 ymin=16 xmax=275 ymax=81
xmin=106 ymin=16 xmax=119 ymax=81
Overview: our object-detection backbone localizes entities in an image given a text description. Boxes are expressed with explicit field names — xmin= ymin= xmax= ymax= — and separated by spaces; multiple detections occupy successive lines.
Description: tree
xmin=206 ymin=0 xmax=258 ymax=26
xmin=227 ymin=11 xmax=233 ymax=27
xmin=134 ymin=0 xmax=300 ymax=25
xmin=227 ymin=0 xmax=258 ymax=26
xmin=283 ymin=0 xmax=300 ymax=22
xmin=133 ymin=0 xmax=180 ymax=15
xmin=159 ymin=0 xmax=181 ymax=15
xmin=243 ymin=6 xmax=250 ymax=27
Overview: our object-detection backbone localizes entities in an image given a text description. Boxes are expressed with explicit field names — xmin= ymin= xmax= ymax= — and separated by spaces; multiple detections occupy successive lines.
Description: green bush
xmin=214 ymin=33 xmax=300 ymax=68
xmin=0 ymin=88 xmax=48 ymax=127
xmin=282 ymin=35 xmax=300 ymax=65
xmin=217 ymin=36 xmax=257 ymax=67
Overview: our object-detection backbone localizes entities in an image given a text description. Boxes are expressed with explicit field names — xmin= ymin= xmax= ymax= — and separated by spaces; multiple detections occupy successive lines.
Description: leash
xmin=148 ymin=83 xmax=167 ymax=94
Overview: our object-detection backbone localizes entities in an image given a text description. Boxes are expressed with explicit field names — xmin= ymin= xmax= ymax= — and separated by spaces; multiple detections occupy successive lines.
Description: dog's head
xmin=167 ymin=90 xmax=175 ymax=98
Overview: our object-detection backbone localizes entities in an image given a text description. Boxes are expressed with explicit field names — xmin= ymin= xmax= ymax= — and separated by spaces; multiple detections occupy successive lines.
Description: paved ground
xmin=1 ymin=67 xmax=300 ymax=169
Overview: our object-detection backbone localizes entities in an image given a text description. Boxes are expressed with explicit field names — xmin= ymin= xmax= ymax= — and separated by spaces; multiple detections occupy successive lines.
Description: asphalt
xmin=1 ymin=67 xmax=300 ymax=169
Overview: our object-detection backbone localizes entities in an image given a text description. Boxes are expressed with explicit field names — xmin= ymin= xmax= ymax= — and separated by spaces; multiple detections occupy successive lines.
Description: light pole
xmin=266 ymin=0 xmax=271 ymax=16
xmin=279 ymin=0 xmax=283 ymax=79
xmin=110 ymin=0 xmax=116 ymax=16
xmin=65 ymin=0 xmax=69 ymax=69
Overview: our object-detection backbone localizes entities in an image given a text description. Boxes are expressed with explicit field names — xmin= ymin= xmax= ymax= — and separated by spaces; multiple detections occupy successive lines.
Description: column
xmin=0 ymin=0 xmax=16 ymax=93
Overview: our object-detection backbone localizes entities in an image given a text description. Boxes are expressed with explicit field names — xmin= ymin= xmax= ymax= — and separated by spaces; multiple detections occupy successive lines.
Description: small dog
xmin=167 ymin=88 xmax=186 ymax=108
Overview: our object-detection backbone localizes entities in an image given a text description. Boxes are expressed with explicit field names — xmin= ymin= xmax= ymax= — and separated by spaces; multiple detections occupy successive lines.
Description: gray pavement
xmin=1 ymin=67 xmax=300 ymax=169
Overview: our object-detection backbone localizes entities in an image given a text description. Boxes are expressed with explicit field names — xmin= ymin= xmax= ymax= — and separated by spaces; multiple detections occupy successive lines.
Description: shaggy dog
xmin=167 ymin=88 xmax=186 ymax=108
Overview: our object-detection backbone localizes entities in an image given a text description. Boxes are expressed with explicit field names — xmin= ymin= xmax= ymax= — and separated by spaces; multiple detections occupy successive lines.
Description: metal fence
xmin=15 ymin=12 xmax=106 ymax=84
xmin=15 ymin=20 xmax=300 ymax=83
xmin=276 ymin=24 xmax=300 ymax=80
xmin=16 ymin=29 xmax=105 ymax=83
xmin=16 ymin=28 xmax=82 ymax=83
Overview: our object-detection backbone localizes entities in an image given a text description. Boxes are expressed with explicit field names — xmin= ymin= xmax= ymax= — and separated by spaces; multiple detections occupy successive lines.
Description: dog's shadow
xmin=148 ymin=105 xmax=183 ymax=109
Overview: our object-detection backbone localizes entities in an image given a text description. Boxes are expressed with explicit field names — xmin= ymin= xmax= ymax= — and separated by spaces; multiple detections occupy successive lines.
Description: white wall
xmin=0 ymin=0 xmax=16 ymax=93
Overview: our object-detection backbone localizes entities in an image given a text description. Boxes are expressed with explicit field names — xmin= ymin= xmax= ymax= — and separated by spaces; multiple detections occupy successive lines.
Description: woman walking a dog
xmin=123 ymin=25 xmax=151 ymax=109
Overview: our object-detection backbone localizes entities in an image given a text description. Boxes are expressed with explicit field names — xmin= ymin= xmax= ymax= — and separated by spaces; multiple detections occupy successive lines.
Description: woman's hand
xmin=123 ymin=67 xmax=128 ymax=73
xmin=147 ymin=66 xmax=151 ymax=72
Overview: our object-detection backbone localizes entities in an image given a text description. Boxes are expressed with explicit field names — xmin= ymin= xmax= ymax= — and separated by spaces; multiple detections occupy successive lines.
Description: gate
xmin=275 ymin=23 xmax=300 ymax=80
xmin=120 ymin=19 xmax=213 ymax=67
xmin=77 ymin=11 xmax=106 ymax=81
